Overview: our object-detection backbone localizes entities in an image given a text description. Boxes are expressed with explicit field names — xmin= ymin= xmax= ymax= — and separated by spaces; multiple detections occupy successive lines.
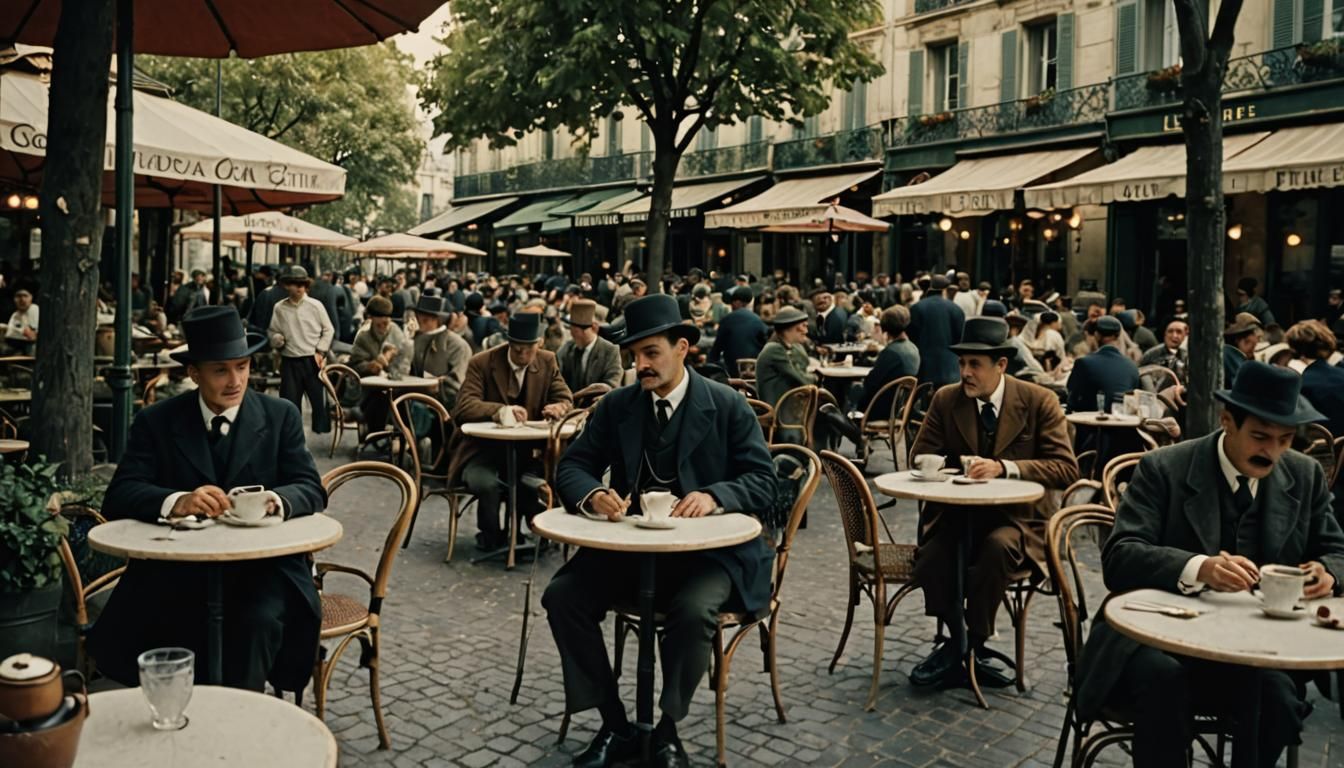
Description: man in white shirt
xmin=5 ymin=288 xmax=38 ymax=353
xmin=268 ymin=265 xmax=334 ymax=434
xmin=952 ymin=274 xmax=979 ymax=318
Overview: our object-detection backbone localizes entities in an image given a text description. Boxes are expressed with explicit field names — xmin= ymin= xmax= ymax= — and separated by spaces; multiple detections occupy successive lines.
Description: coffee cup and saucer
xmin=1257 ymin=564 xmax=1312 ymax=619
xmin=910 ymin=454 xmax=951 ymax=482
xmin=219 ymin=486 xmax=282 ymax=527
xmin=634 ymin=491 xmax=677 ymax=529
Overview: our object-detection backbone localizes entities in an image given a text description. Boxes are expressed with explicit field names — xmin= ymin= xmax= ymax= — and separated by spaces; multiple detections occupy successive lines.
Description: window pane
xmin=945 ymin=45 xmax=959 ymax=110
xmin=1333 ymin=0 xmax=1344 ymax=35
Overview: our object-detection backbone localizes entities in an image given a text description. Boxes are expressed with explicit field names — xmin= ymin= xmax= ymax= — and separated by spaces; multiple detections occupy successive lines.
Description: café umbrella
xmin=515 ymin=244 xmax=572 ymax=258
xmin=760 ymin=203 xmax=891 ymax=234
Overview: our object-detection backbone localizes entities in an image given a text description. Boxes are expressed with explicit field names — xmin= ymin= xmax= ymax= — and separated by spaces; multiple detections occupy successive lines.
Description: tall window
xmin=604 ymin=115 xmax=622 ymax=156
xmin=1141 ymin=0 xmax=1180 ymax=70
xmin=930 ymin=42 xmax=960 ymax=111
xmin=542 ymin=130 xmax=555 ymax=160
xmin=696 ymin=124 xmax=718 ymax=151
xmin=420 ymin=193 xmax=433 ymax=222
xmin=748 ymin=116 xmax=764 ymax=144
xmin=1028 ymin=22 xmax=1058 ymax=93
xmin=1330 ymin=0 xmax=1344 ymax=37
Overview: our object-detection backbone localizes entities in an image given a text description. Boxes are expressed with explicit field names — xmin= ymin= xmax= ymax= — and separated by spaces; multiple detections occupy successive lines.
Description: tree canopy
xmin=141 ymin=43 xmax=426 ymax=235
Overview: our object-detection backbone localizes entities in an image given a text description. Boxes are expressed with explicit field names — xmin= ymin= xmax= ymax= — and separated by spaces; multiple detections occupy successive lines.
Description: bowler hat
xmin=279 ymin=265 xmax=312 ymax=285
xmin=1215 ymin=360 xmax=1324 ymax=426
xmin=930 ymin=274 xmax=950 ymax=290
xmin=567 ymin=299 xmax=597 ymax=327
xmin=949 ymin=317 xmax=1016 ymax=356
xmin=507 ymin=311 xmax=544 ymax=343
xmin=1095 ymin=315 xmax=1124 ymax=336
xmin=771 ymin=306 xmax=809 ymax=328
xmin=170 ymin=306 xmax=266 ymax=364
xmin=618 ymin=294 xmax=700 ymax=348
xmin=413 ymin=295 xmax=452 ymax=319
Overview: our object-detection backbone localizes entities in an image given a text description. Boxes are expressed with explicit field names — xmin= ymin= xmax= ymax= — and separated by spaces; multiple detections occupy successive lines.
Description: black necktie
xmin=571 ymin=344 xmax=586 ymax=381
xmin=1234 ymin=475 xmax=1253 ymax=516
xmin=209 ymin=415 xmax=230 ymax=443
xmin=979 ymin=401 xmax=997 ymax=435
xmin=656 ymin=399 xmax=671 ymax=430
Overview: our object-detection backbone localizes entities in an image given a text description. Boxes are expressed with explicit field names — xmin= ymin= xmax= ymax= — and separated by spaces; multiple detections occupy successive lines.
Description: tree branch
xmin=271 ymin=106 xmax=308 ymax=140
xmin=1210 ymin=0 xmax=1245 ymax=54
xmin=1171 ymin=0 xmax=1208 ymax=76
xmin=674 ymin=0 xmax=717 ymax=96
xmin=617 ymin=8 xmax=670 ymax=112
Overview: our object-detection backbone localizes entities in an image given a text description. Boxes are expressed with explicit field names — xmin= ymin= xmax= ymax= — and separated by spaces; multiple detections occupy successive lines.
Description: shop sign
xmin=1162 ymin=103 xmax=1259 ymax=132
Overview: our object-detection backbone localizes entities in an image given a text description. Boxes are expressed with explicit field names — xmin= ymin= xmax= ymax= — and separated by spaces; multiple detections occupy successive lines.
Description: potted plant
xmin=0 ymin=460 xmax=69 ymax=660
xmin=1145 ymin=64 xmax=1182 ymax=93
xmin=1024 ymin=88 xmax=1056 ymax=116
xmin=1297 ymin=39 xmax=1343 ymax=70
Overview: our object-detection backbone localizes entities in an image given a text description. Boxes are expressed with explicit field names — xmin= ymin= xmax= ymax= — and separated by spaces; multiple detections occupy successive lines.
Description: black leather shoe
xmin=651 ymin=737 xmax=691 ymax=768
xmin=909 ymin=643 xmax=959 ymax=687
xmin=572 ymin=726 xmax=639 ymax=768
xmin=973 ymin=656 xmax=1016 ymax=689
xmin=475 ymin=532 xmax=504 ymax=551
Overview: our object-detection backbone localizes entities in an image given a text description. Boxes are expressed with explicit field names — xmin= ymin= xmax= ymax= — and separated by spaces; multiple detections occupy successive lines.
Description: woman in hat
xmin=753 ymin=306 xmax=816 ymax=439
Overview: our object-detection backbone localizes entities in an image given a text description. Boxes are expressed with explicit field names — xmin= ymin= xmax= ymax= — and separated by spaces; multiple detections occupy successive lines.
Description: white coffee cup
xmin=1259 ymin=564 xmax=1308 ymax=612
xmin=640 ymin=491 xmax=676 ymax=522
xmin=498 ymin=406 xmax=518 ymax=427
xmin=228 ymin=485 xmax=271 ymax=522
xmin=914 ymin=454 xmax=945 ymax=475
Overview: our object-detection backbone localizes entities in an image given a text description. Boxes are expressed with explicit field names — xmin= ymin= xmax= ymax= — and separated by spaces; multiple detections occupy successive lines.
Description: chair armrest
xmin=314 ymin=562 xmax=375 ymax=590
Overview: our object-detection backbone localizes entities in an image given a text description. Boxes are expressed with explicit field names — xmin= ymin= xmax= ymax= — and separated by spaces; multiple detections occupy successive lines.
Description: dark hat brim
xmin=948 ymin=341 xmax=1017 ymax=356
xmin=1213 ymin=388 xmax=1326 ymax=427
xmin=618 ymin=321 xmax=700 ymax=349
xmin=169 ymin=331 xmax=268 ymax=365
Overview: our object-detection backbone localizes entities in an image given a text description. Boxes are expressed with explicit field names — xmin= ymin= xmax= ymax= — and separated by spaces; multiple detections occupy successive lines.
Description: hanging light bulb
xmin=1227 ymin=224 xmax=1243 ymax=240
xmin=5 ymin=194 xmax=20 ymax=209
xmin=1286 ymin=232 xmax=1302 ymax=247
xmin=937 ymin=217 xmax=953 ymax=232
xmin=1067 ymin=211 xmax=1083 ymax=230
xmin=22 ymin=196 xmax=37 ymax=210
xmin=959 ymin=230 xmax=970 ymax=240
xmin=1043 ymin=227 xmax=1057 ymax=241
xmin=1008 ymin=218 xmax=1022 ymax=231
xmin=1049 ymin=211 xmax=1063 ymax=223
xmin=830 ymin=232 xmax=841 ymax=243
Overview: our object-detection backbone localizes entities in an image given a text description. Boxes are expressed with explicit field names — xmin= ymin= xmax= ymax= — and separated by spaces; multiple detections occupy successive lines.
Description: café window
xmin=1027 ymin=22 xmax=1058 ymax=93
xmin=930 ymin=42 xmax=960 ymax=111
xmin=1142 ymin=0 xmax=1181 ymax=70
xmin=1329 ymin=0 xmax=1344 ymax=37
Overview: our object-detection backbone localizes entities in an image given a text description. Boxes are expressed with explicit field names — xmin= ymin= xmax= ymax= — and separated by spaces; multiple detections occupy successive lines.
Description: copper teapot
xmin=0 ymin=654 xmax=87 ymax=768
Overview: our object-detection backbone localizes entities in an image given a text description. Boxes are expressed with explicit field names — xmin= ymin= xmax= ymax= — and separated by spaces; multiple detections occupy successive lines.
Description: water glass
xmin=138 ymin=647 xmax=194 ymax=730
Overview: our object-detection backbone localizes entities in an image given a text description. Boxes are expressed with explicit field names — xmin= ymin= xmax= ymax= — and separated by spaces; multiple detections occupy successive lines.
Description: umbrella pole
xmin=211 ymin=59 xmax=223 ymax=306
xmin=108 ymin=0 xmax=135 ymax=462
xmin=245 ymin=233 xmax=254 ymax=304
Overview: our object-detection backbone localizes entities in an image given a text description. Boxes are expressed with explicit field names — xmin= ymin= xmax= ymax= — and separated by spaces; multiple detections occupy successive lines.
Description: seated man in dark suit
xmin=854 ymin=305 xmax=921 ymax=417
xmin=1074 ymin=362 xmax=1344 ymax=768
xmin=543 ymin=294 xmax=776 ymax=768
xmin=1066 ymin=315 xmax=1141 ymax=413
xmin=706 ymin=286 xmax=769 ymax=378
xmin=88 ymin=306 xmax=327 ymax=692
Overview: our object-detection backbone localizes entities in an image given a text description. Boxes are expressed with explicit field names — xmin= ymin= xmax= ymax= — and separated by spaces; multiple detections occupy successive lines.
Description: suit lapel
xmin=489 ymin=346 xmax=513 ymax=401
xmin=1258 ymin=461 xmax=1300 ymax=565
xmin=524 ymin=355 xmax=545 ymax=409
xmin=172 ymin=394 xmax=217 ymax=484
xmin=618 ymin=388 xmax=646 ymax=489
xmin=676 ymin=370 xmax=713 ymax=487
xmin=993 ymin=378 xmax=1028 ymax=456
xmin=221 ymin=390 xmax=269 ymax=490
xmin=952 ymin=388 xmax=979 ymax=453
xmin=1183 ymin=434 xmax=1223 ymax=554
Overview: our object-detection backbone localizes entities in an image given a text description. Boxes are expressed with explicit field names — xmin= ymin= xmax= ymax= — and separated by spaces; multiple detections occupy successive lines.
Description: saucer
xmin=218 ymin=514 xmax=282 ymax=528
xmin=634 ymin=518 xmax=676 ymax=530
xmin=1260 ymin=603 xmax=1307 ymax=620
xmin=909 ymin=470 xmax=949 ymax=482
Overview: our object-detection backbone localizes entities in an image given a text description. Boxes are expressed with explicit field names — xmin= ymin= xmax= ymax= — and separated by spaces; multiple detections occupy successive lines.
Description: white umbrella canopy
xmin=343 ymin=232 xmax=484 ymax=257
xmin=179 ymin=211 xmax=355 ymax=247
xmin=515 ymin=244 xmax=571 ymax=257
xmin=761 ymin=203 xmax=890 ymax=234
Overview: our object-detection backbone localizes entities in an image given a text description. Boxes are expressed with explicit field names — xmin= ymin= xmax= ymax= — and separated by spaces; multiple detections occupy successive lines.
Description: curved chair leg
xmin=613 ymin=615 xmax=629 ymax=678
xmin=557 ymin=711 xmax=571 ymax=744
xmin=367 ymin=629 xmax=390 ymax=750
xmin=311 ymin=646 xmax=329 ymax=719
xmin=1014 ymin=587 xmax=1036 ymax=692
xmin=328 ymin=417 xmax=341 ymax=458
xmin=864 ymin=581 xmax=886 ymax=712
xmin=766 ymin=611 xmax=786 ymax=723
xmin=829 ymin=578 xmax=859 ymax=674
xmin=1052 ymin=701 xmax=1075 ymax=768
xmin=713 ymin=630 xmax=730 ymax=767
xmin=445 ymin=493 xmax=460 ymax=563
xmin=401 ymin=495 xmax=424 ymax=549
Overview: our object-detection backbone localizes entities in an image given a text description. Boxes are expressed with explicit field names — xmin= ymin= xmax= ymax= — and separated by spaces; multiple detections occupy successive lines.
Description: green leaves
xmin=0 ymin=458 xmax=68 ymax=593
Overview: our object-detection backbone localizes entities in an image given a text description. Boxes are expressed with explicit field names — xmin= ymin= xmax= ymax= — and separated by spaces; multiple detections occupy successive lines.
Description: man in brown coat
xmin=449 ymin=311 xmax=573 ymax=550
xmin=907 ymin=316 xmax=1078 ymax=689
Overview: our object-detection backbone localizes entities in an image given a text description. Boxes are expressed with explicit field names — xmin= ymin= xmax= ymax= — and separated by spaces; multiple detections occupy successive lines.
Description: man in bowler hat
xmin=543 ymin=294 xmax=777 ymax=768
xmin=88 ymin=306 xmax=326 ymax=691
xmin=1074 ymin=361 xmax=1344 ymax=767
xmin=557 ymin=299 xmax=623 ymax=392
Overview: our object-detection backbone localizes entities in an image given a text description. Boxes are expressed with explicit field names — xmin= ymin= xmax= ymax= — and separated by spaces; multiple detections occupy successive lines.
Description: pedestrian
xmin=268 ymin=265 xmax=334 ymax=434
xmin=907 ymin=274 xmax=965 ymax=387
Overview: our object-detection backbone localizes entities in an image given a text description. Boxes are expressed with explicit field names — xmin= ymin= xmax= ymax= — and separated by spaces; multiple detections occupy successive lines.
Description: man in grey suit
xmin=1075 ymin=361 xmax=1344 ymax=768
xmin=556 ymin=299 xmax=623 ymax=392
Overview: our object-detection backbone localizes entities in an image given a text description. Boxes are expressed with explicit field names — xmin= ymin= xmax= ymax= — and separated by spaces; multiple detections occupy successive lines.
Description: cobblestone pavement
xmin=298 ymin=427 xmax=1342 ymax=768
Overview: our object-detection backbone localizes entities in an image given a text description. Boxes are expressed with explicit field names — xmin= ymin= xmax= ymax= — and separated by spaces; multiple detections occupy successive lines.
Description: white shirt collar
xmin=508 ymin=353 xmax=528 ymax=385
xmin=1217 ymin=432 xmax=1259 ymax=498
xmin=980 ymin=374 xmax=1006 ymax=415
xmin=818 ymin=306 xmax=833 ymax=321
xmin=652 ymin=366 xmax=691 ymax=416
xmin=198 ymin=394 xmax=241 ymax=434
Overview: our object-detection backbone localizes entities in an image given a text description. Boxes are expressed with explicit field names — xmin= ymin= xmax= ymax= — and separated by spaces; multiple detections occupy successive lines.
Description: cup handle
xmin=228 ymin=485 xmax=265 ymax=497
xmin=62 ymin=669 xmax=87 ymax=696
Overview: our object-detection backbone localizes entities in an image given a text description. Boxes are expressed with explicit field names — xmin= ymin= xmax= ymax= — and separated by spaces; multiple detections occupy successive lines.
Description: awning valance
xmin=618 ymin=176 xmax=766 ymax=224
xmin=408 ymin=196 xmax=518 ymax=237
xmin=1024 ymin=134 xmax=1268 ymax=209
xmin=704 ymin=171 xmax=878 ymax=229
xmin=493 ymin=195 xmax=575 ymax=237
xmin=1224 ymin=124 xmax=1344 ymax=195
xmin=874 ymin=148 xmax=1095 ymax=217
xmin=179 ymin=211 xmax=354 ymax=247
xmin=572 ymin=189 xmax=647 ymax=227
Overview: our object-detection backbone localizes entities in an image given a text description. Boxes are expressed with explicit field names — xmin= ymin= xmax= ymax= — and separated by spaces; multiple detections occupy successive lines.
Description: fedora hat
xmin=413 ymin=294 xmax=452 ymax=319
xmin=567 ymin=299 xmax=597 ymax=327
xmin=1224 ymin=312 xmax=1262 ymax=340
xmin=170 ymin=306 xmax=266 ymax=364
xmin=618 ymin=294 xmax=700 ymax=348
xmin=1215 ymin=360 xmax=1324 ymax=426
xmin=949 ymin=317 xmax=1016 ymax=356
xmin=507 ymin=311 xmax=544 ymax=344
xmin=771 ymin=306 xmax=809 ymax=328
xmin=279 ymin=265 xmax=312 ymax=285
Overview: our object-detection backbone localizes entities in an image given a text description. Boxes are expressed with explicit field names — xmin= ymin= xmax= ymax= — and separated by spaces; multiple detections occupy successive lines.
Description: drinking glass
xmin=138 ymin=647 xmax=194 ymax=730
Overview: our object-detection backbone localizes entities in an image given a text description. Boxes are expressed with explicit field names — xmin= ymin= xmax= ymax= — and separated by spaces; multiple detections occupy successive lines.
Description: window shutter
xmin=957 ymin=41 xmax=971 ymax=108
xmin=1115 ymin=0 xmax=1139 ymax=75
xmin=908 ymin=49 xmax=925 ymax=116
xmin=1000 ymin=29 xmax=1018 ymax=102
xmin=748 ymin=116 xmax=763 ymax=144
xmin=1272 ymin=0 xmax=1298 ymax=47
xmin=1302 ymin=0 xmax=1324 ymax=43
xmin=640 ymin=123 xmax=651 ymax=153
xmin=1057 ymin=13 xmax=1075 ymax=91
xmin=852 ymin=79 xmax=867 ymax=130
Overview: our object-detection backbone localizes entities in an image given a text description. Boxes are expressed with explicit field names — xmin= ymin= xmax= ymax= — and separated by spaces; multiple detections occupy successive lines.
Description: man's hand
xmin=1197 ymin=550 xmax=1260 ymax=592
xmin=314 ymin=352 xmax=325 ymax=368
xmin=671 ymin=491 xmax=717 ymax=518
xmin=502 ymin=405 xmax=529 ymax=424
xmin=171 ymin=485 xmax=232 ymax=518
xmin=366 ymin=360 xmax=383 ymax=374
xmin=270 ymin=332 xmax=286 ymax=349
xmin=22 ymin=327 xmax=35 ymax=341
xmin=542 ymin=402 xmax=570 ymax=421
xmin=1301 ymin=560 xmax=1335 ymax=599
xmin=967 ymin=459 xmax=1004 ymax=480
xmin=588 ymin=489 xmax=629 ymax=522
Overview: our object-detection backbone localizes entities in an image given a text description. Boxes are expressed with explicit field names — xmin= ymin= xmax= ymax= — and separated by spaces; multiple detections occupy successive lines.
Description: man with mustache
xmin=1074 ymin=361 xmax=1344 ymax=767
xmin=544 ymin=294 xmax=776 ymax=768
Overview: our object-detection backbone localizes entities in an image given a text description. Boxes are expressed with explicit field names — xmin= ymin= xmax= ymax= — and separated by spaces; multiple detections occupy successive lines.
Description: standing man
xmin=557 ymin=299 xmax=623 ymax=392
xmin=907 ymin=317 xmax=1078 ymax=687
xmin=1067 ymin=315 xmax=1141 ymax=413
xmin=449 ymin=312 xmax=572 ymax=551
xmin=88 ymin=306 xmax=326 ymax=691
xmin=268 ymin=265 xmax=334 ymax=434
xmin=952 ymin=273 xmax=979 ymax=318
xmin=1075 ymin=362 xmax=1344 ymax=768
xmin=543 ymin=294 xmax=777 ymax=768
xmin=4 ymin=288 xmax=38 ymax=354
xmin=410 ymin=295 xmax=473 ymax=411
xmin=707 ymin=287 xmax=770 ymax=378
xmin=908 ymin=274 xmax=966 ymax=387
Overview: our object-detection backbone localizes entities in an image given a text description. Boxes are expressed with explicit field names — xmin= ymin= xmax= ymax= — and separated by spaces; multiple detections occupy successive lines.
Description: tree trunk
xmin=643 ymin=140 xmax=680 ymax=291
xmin=32 ymin=0 xmax=114 ymax=477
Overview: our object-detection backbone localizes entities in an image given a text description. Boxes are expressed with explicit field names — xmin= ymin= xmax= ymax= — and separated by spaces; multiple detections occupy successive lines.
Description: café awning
xmin=1223 ymin=124 xmax=1344 ymax=195
xmin=705 ymin=171 xmax=877 ymax=229
xmin=408 ymin=196 xmax=518 ymax=237
xmin=179 ymin=211 xmax=355 ymax=247
xmin=618 ymin=176 xmax=766 ymax=224
xmin=874 ymin=148 xmax=1095 ymax=217
xmin=493 ymin=195 xmax=575 ymax=237
xmin=572 ymin=189 xmax=647 ymax=227
xmin=1024 ymin=133 xmax=1268 ymax=209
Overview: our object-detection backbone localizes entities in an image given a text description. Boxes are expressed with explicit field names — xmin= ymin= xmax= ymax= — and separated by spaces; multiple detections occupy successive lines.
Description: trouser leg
xmin=1254 ymin=669 xmax=1306 ymax=768
xmin=542 ymin=551 xmax=635 ymax=717
xmin=462 ymin=453 xmax=502 ymax=537
xmin=222 ymin=570 xmax=287 ymax=692
xmin=1113 ymin=646 xmax=1193 ymax=768
xmin=964 ymin=525 xmax=1026 ymax=640
xmin=301 ymin=358 xmax=330 ymax=433
xmin=912 ymin=521 xmax=959 ymax=623
xmin=279 ymin=357 xmax=304 ymax=413
xmin=655 ymin=555 xmax=733 ymax=723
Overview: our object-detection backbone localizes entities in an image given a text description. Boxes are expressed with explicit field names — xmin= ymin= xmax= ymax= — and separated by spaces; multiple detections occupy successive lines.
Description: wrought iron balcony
xmin=912 ymin=0 xmax=977 ymax=14
xmin=1112 ymin=43 xmax=1344 ymax=112
xmin=772 ymin=127 xmax=884 ymax=171
xmin=678 ymin=141 xmax=769 ymax=178
xmin=885 ymin=82 xmax=1109 ymax=148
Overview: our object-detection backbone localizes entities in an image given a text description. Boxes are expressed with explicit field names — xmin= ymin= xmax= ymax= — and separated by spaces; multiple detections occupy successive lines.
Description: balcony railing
xmin=678 ymin=141 xmax=769 ymax=178
xmin=772 ymin=127 xmax=884 ymax=170
xmin=913 ymin=0 xmax=977 ymax=14
xmin=1112 ymin=43 xmax=1344 ymax=111
xmin=886 ymin=82 xmax=1110 ymax=148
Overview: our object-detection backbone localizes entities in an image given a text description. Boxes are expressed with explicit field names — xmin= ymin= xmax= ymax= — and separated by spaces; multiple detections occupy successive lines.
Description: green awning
xmin=408 ymin=196 xmax=518 ymax=237
xmin=493 ymin=195 xmax=575 ymax=237
xmin=546 ymin=187 xmax=634 ymax=217
xmin=572 ymin=189 xmax=649 ymax=227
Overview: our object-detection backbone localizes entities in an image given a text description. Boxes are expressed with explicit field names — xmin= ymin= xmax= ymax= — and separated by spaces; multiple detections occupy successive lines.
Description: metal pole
xmin=212 ymin=59 xmax=223 ymax=305
xmin=109 ymin=0 xmax=135 ymax=461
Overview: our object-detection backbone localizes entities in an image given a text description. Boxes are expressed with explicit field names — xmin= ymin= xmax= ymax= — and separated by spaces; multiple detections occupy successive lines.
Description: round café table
xmin=1066 ymin=412 xmax=1142 ymax=478
xmin=0 ymin=438 xmax=28 ymax=456
xmin=531 ymin=508 xmax=763 ymax=761
xmin=88 ymin=515 xmax=342 ymax=685
xmin=459 ymin=420 xmax=579 ymax=569
xmin=358 ymin=374 xmax=442 ymax=392
xmin=0 ymin=388 xmax=31 ymax=405
xmin=813 ymin=365 xmax=873 ymax=379
xmin=75 ymin=686 xmax=336 ymax=768
xmin=873 ymin=470 xmax=1045 ymax=708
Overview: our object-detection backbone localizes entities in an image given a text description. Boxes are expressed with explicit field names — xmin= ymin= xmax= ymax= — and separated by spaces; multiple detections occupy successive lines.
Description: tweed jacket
xmin=556 ymin=335 xmax=623 ymax=391
xmin=754 ymin=340 xmax=815 ymax=411
xmin=411 ymin=326 xmax=472 ymax=408
xmin=349 ymin=323 xmax=411 ymax=379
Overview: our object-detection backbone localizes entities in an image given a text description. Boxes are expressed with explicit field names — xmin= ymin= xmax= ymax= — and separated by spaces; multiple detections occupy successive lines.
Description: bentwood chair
xmin=901 ymin=382 xmax=935 ymax=468
xmin=313 ymin=462 xmax=419 ymax=750
xmin=389 ymin=392 xmax=476 ymax=562
xmin=1101 ymin=453 xmax=1145 ymax=511
xmin=56 ymin=502 xmax=125 ymax=679
xmin=769 ymin=385 xmax=821 ymax=448
xmin=735 ymin=358 xmax=757 ymax=380
xmin=1137 ymin=365 xmax=1179 ymax=394
xmin=853 ymin=376 xmax=918 ymax=469
xmin=727 ymin=378 xmax=758 ymax=399
xmin=1298 ymin=423 xmax=1336 ymax=481
xmin=570 ymin=382 xmax=612 ymax=410
xmin=746 ymin=398 xmax=775 ymax=435
xmin=319 ymin=363 xmax=366 ymax=459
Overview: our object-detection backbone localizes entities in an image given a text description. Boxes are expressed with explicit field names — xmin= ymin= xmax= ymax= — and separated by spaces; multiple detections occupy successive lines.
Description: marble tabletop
xmin=872 ymin=471 xmax=1046 ymax=506
xmin=1065 ymin=412 xmax=1142 ymax=428
xmin=531 ymin=508 xmax=762 ymax=553
xmin=358 ymin=374 xmax=441 ymax=390
xmin=88 ymin=515 xmax=342 ymax=563
xmin=459 ymin=420 xmax=577 ymax=442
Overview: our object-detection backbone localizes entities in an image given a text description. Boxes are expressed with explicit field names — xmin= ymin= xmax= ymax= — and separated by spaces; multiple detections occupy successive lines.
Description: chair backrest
xmin=735 ymin=358 xmax=757 ymax=379
xmin=0 ymin=409 xmax=17 ymax=439
xmin=320 ymin=461 xmax=419 ymax=602
xmin=770 ymin=385 xmax=820 ymax=446
xmin=1138 ymin=365 xmax=1178 ymax=393
xmin=767 ymin=445 xmax=821 ymax=599
xmin=57 ymin=503 xmax=123 ymax=632
xmin=858 ymin=375 xmax=911 ymax=426
xmin=902 ymin=381 xmax=935 ymax=464
xmin=1101 ymin=451 xmax=1145 ymax=510
xmin=139 ymin=372 xmax=167 ymax=406
xmin=390 ymin=392 xmax=452 ymax=482
xmin=571 ymin=382 xmax=612 ymax=410
xmin=321 ymin=363 xmax=361 ymax=422
xmin=1331 ymin=436 xmax=1344 ymax=488
xmin=545 ymin=406 xmax=591 ymax=495
xmin=745 ymin=398 xmax=774 ymax=434
xmin=1059 ymin=478 xmax=1105 ymax=509
xmin=1045 ymin=504 xmax=1115 ymax=670
xmin=1298 ymin=422 xmax=1336 ymax=479
xmin=819 ymin=450 xmax=883 ymax=566
xmin=728 ymin=378 xmax=758 ymax=399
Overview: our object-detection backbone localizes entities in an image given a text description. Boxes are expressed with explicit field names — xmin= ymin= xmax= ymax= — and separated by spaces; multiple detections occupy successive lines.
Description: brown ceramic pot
xmin=0 ymin=654 xmax=64 ymax=723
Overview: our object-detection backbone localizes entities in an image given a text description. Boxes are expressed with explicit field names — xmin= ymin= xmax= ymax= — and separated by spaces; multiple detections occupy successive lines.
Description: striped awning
xmin=875 ymin=148 xmax=1096 ymax=217
xmin=704 ymin=170 xmax=878 ymax=229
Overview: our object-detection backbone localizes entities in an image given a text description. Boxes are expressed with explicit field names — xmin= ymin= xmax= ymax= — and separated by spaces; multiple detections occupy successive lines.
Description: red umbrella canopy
xmin=1 ymin=0 xmax=445 ymax=58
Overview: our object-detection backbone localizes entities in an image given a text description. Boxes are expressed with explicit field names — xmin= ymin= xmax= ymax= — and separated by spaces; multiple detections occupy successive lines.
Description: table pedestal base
xmin=207 ymin=565 xmax=223 ymax=684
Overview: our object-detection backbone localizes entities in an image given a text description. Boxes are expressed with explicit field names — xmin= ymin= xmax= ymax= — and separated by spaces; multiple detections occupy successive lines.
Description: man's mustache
xmin=1249 ymin=455 xmax=1273 ymax=468
xmin=637 ymin=370 xmax=657 ymax=379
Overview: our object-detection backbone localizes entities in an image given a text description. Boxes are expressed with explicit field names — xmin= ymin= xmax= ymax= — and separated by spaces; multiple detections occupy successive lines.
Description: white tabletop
xmin=0 ymin=438 xmax=28 ymax=454
xmin=459 ymin=420 xmax=577 ymax=442
xmin=88 ymin=515 xmax=342 ymax=563
xmin=0 ymin=388 xmax=31 ymax=403
xmin=813 ymin=365 xmax=873 ymax=379
xmin=1065 ymin=412 xmax=1142 ymax=428
xmin=74 ymin=686 xmax=337 ymax=768
xmin=531 ymin=508 xmax=762 ymax=553
xmin=1104 ymin=589 xmax=1344 ymax=670
xmin=359 ymin=374 xmax=441 ymax=390
xmin=821 ymin=343 xmax=873 ymax=354
xmin=872 ymin=471 xmax=1046 ymax=505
